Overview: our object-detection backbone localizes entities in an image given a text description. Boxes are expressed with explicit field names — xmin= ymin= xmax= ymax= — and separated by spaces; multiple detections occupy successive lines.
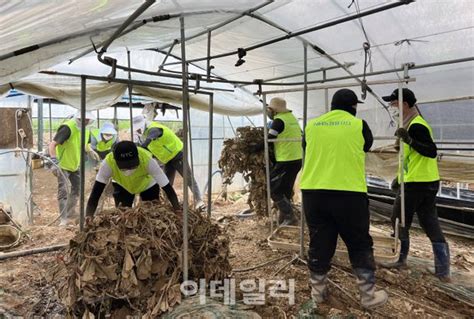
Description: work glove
xmin=48 ymin=157 xmax=59 ymax=176
xmin=395 ymin=128 xmax=413 ymax=145
xmin=391 ymin=178 xmax=399 ymax=192
xmin=88 ymin=149 xmax=101 ymax=162
xmin=85 ymin=144 xmax=101 ymax=161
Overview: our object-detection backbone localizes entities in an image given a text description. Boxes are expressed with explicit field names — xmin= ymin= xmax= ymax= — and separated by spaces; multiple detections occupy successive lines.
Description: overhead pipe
xmin=162 ymin=0 xmax=414 ymax=66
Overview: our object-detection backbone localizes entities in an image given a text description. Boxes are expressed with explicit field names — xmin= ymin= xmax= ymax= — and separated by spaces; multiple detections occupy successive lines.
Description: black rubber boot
xmin=276 ymin=197 xmax=297 ymax=226
xmin=429 ymin=242 xmax=451 ymax=282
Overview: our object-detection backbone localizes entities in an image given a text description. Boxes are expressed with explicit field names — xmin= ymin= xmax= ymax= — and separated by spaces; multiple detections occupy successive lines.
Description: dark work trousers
xmin=270 ymin=160 xmax=302 ymax=202
xmin=57 ymin=169 xmax=80 ymax=218
xmin=391 ymin=181 xmax=446 ymax=243
xmin=303 ymin=190 xmax=376 ymax=275
xmin=112 ymin=183 xmax=160 ymax=208
xmin=164 ymin=151 xmax=202 ymax=202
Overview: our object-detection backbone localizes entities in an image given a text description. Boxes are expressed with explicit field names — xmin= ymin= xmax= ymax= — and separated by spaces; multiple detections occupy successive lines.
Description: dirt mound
xmin=51 ymin=202 xmax=231 ymax=317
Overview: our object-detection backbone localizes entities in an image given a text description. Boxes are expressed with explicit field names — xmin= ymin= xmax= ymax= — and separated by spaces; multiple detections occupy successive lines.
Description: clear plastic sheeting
xmin=0 ymin=151 xmax=31 ymax=225
xmin=367 ymin=150 xmax=474 ymax=184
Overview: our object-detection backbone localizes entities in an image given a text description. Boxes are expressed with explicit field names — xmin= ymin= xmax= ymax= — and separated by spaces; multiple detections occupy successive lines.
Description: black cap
xmin=382 ymin=88 xmax=417 ymax=107
xmin=331 ymin=89 xmax=364 ymax=108
xmin=113 ymin=141 xmax=139 ymax=170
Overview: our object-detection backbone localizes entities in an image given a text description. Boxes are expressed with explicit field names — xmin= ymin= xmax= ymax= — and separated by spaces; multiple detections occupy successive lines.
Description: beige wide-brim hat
xmin=268 ymin=97 xmax=291 ymax=113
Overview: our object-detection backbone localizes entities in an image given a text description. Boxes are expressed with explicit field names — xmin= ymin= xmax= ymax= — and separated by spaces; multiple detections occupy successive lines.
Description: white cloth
xmin=96 ymin=158 xmax=169 ymax=189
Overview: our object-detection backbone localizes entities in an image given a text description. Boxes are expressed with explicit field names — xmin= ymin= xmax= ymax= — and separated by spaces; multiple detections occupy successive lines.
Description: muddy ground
xmin=0 ymin=167 xmax=473 ymax=318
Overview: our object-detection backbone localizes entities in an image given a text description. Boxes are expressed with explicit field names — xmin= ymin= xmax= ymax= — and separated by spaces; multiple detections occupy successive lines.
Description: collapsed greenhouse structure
xmin=0 ymin=0 xmax=473 ymax=317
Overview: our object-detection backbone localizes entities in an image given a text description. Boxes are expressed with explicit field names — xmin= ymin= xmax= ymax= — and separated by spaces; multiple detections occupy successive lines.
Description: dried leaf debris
xmin=219 ymin=127 xmax=270 ymax=216
xmin=51 ymin=202 xmax=231 ymax=317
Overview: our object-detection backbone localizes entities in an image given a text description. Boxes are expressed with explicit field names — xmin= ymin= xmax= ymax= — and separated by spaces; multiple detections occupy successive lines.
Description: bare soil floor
xmin=0 ymin=167 xmax=473 ymax=318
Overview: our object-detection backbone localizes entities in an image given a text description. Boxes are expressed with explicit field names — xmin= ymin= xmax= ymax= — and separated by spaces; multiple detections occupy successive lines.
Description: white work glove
xmin=85 ymin=144 xmax=101 ymax=161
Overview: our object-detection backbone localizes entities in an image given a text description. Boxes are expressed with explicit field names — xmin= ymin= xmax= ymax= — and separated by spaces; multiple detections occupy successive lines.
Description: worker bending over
xmin=381 ymin=88 xmax=450 ymax=282
xmin=86 ymin=141 xmax=180 ymax=217
xmin=132 ymin=115 xmax=204 ymax=211
xmin=300 ymin=89 xmax=388 ymax=309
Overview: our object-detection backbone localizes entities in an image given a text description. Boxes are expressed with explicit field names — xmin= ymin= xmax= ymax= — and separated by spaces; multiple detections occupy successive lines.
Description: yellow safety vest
xmin=273 ymin=112 xmax=303 ymax=162
xmin=56 ymin=119 xmax=90 ymax=172
xmin=399 ymin=115 xmax=440 ymax=183
xmin=300 ymin=110 xmax=367 ymax=192
xmin=91 ymin=128 xmax=116 ymax=152
xmin=144 ymin=122 xmax=183 ymax=164
xmin=105 ymin=147 xmax=154 ymax=194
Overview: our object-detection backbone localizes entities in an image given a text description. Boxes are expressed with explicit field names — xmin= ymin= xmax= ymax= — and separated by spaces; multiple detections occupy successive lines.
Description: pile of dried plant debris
xmin=219 ymin=126 xmax=271 ymax=216
xmin=49 ymin=202 xmax=231 ymax=318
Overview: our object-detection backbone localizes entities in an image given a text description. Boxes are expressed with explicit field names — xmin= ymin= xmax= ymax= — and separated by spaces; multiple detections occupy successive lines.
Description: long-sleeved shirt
xmin=86 ymin=157 xmax=179 ymax=216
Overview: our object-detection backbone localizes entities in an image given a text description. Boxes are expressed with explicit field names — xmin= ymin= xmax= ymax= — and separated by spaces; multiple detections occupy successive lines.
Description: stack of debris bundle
xmin=51 ymin=202 xmax=231 ymax=317
xmin=219 ymin=126 xmax=271 ymax=216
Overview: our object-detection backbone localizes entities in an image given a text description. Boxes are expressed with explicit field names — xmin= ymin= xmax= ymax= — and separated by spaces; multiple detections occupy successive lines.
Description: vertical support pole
xmin=27 ymin=95 xmax=33 ymax=224
xmin=96 ymin=110 xmax=100 ymax=128
xmin=398 ymin=82 xmax=405 ymax=228
xmin=113 ymin=105 xmax=118 ymax=127
xmin=79 ymin=76 xmax=87 ymax=231
xmin=262 ymin=94 xmax=273 ymax=234
xmin=300 ymin=43 xmax=308 ymax=257
xmin=206 ymin=31 xmax=212 ymax=80
xmin=207 ymin=94 xmax=214 ymax=217
xmin=187 ymin=108 xmax=196 ymax=208
xmin=37 ymin=98 xmax=44 ymax=152
xmin=127 ymin=50 xmax=134 ymax=139
xmin=180 ymin=16 xmax=190 ymax=283
xmin=323 ymin=70 xmax=329 ymax=113
xmin=48 ymin=100 xmax=53 ymax=142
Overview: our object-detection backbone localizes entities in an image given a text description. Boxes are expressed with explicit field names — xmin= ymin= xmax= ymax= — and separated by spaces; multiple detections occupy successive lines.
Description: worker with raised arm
xmin=132 ymin=115 xmax=205 ymax=211
xmin=300 ymin=89 xmax=387 ymax=309
xmin=48 ymin=111 xmax=99 ymax=226
xmin=380 ymin=88 xmax=450 ymax=282
xmin=86 ymin=141 xmax=181 ymax=218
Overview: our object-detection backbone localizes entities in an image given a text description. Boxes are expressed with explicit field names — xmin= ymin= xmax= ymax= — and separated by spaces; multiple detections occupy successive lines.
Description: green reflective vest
xmin=300 ymin=110 xmax=367 ymax=192
xmin=91 ymin=128 xmax=116 ymax=152
xmin=105 ymin=147 xmax=154 ymax=194
xmin=398 ymin=115 xmax=440 ymax=183
xmin=56 ymin=119 xmax=90 ymax=172
xmin=273 ymin=112 xmax=303 ymax=162
xmin=144 ymin=122 xmax=183 ymax=164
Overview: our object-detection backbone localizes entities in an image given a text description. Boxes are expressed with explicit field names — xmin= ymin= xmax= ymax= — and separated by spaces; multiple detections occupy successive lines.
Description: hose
xmin=0 ymin=149 xmax=71 ymax=225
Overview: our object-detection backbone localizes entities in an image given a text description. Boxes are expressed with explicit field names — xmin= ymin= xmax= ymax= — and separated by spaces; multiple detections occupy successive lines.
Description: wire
xmin=0 ymin=149 xmax=71 ymax=224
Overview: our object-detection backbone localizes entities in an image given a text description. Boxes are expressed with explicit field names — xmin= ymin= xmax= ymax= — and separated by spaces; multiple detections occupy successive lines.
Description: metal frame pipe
xmin=300 ymin=43 xmax=308 ymax=257
xmin=187 ymin=104 xmax=196 ymax=208
xmin=398 ymin=83 xmax=405 ymax=228
xmin=163 ymin=0 xmax=413 ymax=66
xmin=207 ymin=94 xmax=214 ymax=217
xmin=79 ymin=76 xmax=87 ymax=231
xmin=37 ymin=98 xmax=43 ymax=152
xmin=127 ymin=50 xmax=134 ymax=139
xmin=260 ymin=78 xmax=416 ymax=95
xmin=98 ymin=0 xmax=156 ymax=56
xmin=180 ymin=16 xmax=190 ymax=283
xmin=48 ymin=100 xmax=52 ymax=142
xmin=262 ymin=94 xmax=273 ymax=233
xmin=156 ymin=1 xmax=274 ymax=51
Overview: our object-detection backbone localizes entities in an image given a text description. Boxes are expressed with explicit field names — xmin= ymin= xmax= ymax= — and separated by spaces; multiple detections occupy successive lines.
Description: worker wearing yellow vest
xmin=265 ymin=97 xmax=302 ymax=225
xmin=380 ymin=88 xmax=450 ymax=282
xmin=86 ymin=141 xmax=180 ymax=217
xmin=90 ymin=122 xmax=119 ymax=160
xmin=300 ymin=89 xmax=388 ymax=309
xmin=48 ymin=111 xmax=98 ymax=226
xmin=132 ymin=115 xmax=204 ymax=211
